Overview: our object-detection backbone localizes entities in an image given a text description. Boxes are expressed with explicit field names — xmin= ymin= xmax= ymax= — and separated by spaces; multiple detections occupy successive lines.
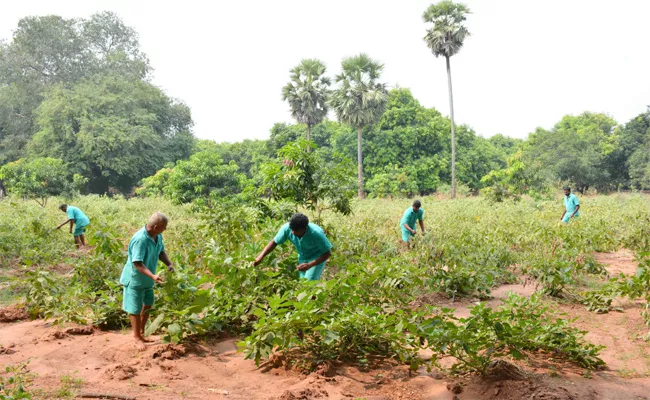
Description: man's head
xmin=146 ymin=212 xmax=169 ymax=236
xmin=563 ymin=186 xmax=571 ymax=196
xmin=289 ymin=213 xmax=309 ymax=238
xmin=59 ymin=204 xmax=68 ymax=212
xmin=412 ymin=200 xmax=422 ymax=212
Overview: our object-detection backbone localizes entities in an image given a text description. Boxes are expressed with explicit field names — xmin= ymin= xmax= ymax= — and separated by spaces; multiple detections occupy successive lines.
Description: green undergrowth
xmin=7 ymin=194 xmax=650 ymax=374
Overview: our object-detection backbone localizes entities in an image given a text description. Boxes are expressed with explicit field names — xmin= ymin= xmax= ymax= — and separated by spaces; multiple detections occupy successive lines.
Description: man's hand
xmin=410 ymin=229 xmax=417 ymax=235
xmin=69 ymin=228 xmax=73 ymax=233
xmin=297 ymin=263 xmax=313 ymax=272
xmin=253 ymin=256 xmax=263 ymax=267
xmin=153 ymin=275 xmax=164 ymax=284
xmin=56 ymin=226 xmax=61 ymax=230
xmin=166 ymin=263 xmax=175 ymax=273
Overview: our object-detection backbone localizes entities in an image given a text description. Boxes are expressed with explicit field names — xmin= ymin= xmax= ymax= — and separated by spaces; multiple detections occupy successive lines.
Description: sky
xmin=1 ymin=1 xmax=649 ymax=143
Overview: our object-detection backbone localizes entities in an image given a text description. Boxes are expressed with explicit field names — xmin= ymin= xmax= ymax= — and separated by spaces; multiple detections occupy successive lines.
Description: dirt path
xmin=2 ymin=250 xmax=650 ymax=399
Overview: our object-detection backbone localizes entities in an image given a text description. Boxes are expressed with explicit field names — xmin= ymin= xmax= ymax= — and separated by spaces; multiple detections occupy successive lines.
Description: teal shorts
xmin=401 ymin=228 xmax=413 ymax=242
xmin=122 ymin=285 xmax=154 ymax=315
xmin=562 ymin=214 xmax=579 ymax=223
xmin=299 ymin=262 xmax=326 ymax=280
xmin=73 ymin=224 xmax=88 ymax=237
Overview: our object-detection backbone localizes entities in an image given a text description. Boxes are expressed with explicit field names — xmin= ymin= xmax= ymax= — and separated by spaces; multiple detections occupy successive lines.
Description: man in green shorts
xmin=400 ymin=200 xmax=425 ymax=243
xmin=561 ymin=186 xmax=580 ymax=223
xmin=56 ymin=204 xmax=90 ymax=249
xmin=253 ymin=213 xmax=332 ymax=280
xmin=119 ymin=212 xmax=174 ymax=350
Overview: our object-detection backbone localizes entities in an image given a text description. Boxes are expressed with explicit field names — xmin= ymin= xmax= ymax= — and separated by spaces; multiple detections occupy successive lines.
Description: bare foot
xmin=140 ymin=336 xmax=155 ymax=343
xmin=133 ymin=338 xmax=147 ymax=351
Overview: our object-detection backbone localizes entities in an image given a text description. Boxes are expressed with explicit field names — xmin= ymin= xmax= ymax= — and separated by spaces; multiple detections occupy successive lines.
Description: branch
xmin=78 ymin=393 xmax=136 ymax=400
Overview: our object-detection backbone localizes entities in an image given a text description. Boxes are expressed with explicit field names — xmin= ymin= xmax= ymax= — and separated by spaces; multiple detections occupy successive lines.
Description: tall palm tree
xmin=329 ymin=53 xmax=388 ymax=198
xmin=423 ymin=1 xmax=470 ymax=199
xmin=281 ymin=59 xmax=331 ymax=150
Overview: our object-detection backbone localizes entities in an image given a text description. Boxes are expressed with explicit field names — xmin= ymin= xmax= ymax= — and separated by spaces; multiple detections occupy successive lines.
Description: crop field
xmin=1 ymin=194 xmax=650 ymax=399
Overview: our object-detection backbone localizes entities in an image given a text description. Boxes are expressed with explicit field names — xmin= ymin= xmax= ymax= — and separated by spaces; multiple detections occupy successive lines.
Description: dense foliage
xmin=4 ymin=194 xmax=649 ymax=375
xmin=0 ymin=12 xmax=194 ymax=195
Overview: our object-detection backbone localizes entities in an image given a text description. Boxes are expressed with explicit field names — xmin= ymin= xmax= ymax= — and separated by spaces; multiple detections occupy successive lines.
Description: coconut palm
xmin=281 ymin=59 xmax=331 ymax=150
xmin=329 ymin=54 xmax=388 ymax=198
xmin=423 ymin=1 xmax=471 ymax=199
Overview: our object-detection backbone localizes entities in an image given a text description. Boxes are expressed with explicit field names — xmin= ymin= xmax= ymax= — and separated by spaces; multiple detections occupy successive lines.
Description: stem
xmin=357 ymin=126 xmax=364 ymax=199
xmin=307 ymin=124 xmax=311 ymax=153
xmin=446 ymin=55 xmax=456 ymax=200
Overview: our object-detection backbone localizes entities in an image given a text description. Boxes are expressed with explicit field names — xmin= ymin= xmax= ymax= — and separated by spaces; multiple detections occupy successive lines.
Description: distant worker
xmin=119 ymin=212 xmax=174 ymax=350
xmin=253 ymin=213 xmax=332 ymax=280
xmin=561 ymin=187 xmax=580 ymax=223
xmin=400 ymin=200 xmax=425 ymax=243
xmin=56 ymin=204 xmax=90 ymax=249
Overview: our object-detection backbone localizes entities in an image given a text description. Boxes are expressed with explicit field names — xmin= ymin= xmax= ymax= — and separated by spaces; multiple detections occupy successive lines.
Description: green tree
xmin=28 ymin=74 xmax=193 ymax=194
xmin=281 ymin=59 xmax=331 ymax=149
xmin=620 ymin=111 xmax=650 ymax=189
xmin=525 ymin=112 xmax=619 ymax=193
xmin=366 ymin=165 xmax=419 ymax=198
xmin=165 ymin=151 xmax=244 ymax=204
xmin=261 ymin=140 xmax=355 ymax=223
xmin=423 ymin=0 xmax=471 ymax=199
xmin=329 ymin=54 xmax=388 ymax=198
xmin=481 ymin=150 xmax=551 ymax=202
xmin=0 ymin=157 xmax=73 ymax=207
xmin=0 ymin=12 xmax=150 ymax=164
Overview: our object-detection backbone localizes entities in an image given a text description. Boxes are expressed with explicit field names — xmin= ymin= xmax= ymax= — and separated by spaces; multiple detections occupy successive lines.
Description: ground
xmin=2 ymin=250 xmax=650 ymax=400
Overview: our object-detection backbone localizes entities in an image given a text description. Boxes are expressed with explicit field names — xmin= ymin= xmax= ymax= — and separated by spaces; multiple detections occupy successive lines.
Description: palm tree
xmin=423 ymin=1 xmax=470 ymax=199
xmin=329 ymin=54 xmax=388 ymax=198
xmin=281 ymin=59 xmax=331 ymax=150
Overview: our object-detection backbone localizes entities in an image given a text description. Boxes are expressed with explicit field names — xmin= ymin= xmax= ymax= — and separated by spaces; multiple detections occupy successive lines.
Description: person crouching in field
xmin=253 ymin=213 xmax=332 ymax=280
xmin=561 ymin=186 xmax=580 ymax=223
xmin=119 ymin=212 xmax=174 ymax=350
xmin=56 ymin=204 xmax=90 ymax=249
xmin=400 ymin=200 xmax=425 ymax=244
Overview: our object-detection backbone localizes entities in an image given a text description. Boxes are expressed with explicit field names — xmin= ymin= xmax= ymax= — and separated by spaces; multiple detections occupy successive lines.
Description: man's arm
xmin=571 ymin=205 xmax=580 ymax=217
xmin=69 ymin=219 xmax=74 ymax=233
xmin=560 ymin=210 xmax=566 ymax=220
xmin=253 ymin=240 xmax=277 ymax=266
xmin=133 ymin=261 xmax=163 ymax=283
xmin=419 ymin=219 xmax=425 ymax=234
xmin=403 ymin=223 xmax=416 ymax=234
xmin=56 ymin=219 xmax=73 ymax=230
xmin=159 ymin=251 xmax=174 ymax=272
xmin=297 ymin=250 xmax=331 ymax=271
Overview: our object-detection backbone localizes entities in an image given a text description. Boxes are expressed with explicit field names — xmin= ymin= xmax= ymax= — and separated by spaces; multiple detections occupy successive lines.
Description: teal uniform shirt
xmin=400 ymin=207 xmax=424 ymax=241
xmin=563 ymin=193 xmax=580 ymax=223
xmin=119 ymin=227 xmax=165 ymax=289
xmin=66 ymin=206 xmax=89 ymax=227
xmin=274 ymin=222 xmax=332 ymax=280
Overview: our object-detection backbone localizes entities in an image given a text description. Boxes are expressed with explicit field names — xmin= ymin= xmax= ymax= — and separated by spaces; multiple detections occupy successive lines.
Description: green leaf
xmin=167 ymin=323 xmax=182 ymax=336
xmin=145 ymin=313 xmax=165 ymax=336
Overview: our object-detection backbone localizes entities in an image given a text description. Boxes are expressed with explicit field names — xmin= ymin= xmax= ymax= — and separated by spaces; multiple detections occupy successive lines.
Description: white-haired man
xmin=119 ymin=212 xmax=174 ymax=350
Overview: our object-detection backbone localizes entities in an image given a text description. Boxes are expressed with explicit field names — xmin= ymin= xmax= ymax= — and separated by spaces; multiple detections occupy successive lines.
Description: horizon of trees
xmin=1 ymin=9 xmax=649 ymax=203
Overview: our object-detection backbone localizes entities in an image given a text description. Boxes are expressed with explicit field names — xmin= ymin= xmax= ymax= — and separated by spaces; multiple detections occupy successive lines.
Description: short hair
xmin=413 ymin=200 xmax=422 ymax=208
xmin=563 ymin=186 xmax=571 ymax=191
xmin=148 ymin=212 xmax=169 ymax=227
xmin=289 ymin=213 xmax=309 ymax=231
xmin=59 ymin=204 xmax=67 ymax=210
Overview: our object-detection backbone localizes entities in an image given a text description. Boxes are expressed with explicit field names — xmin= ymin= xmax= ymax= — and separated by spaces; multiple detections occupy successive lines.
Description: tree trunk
xmin=357 ymin=126 xmax=365 ymax=199
xmin=307 ymin=124 xmax=311 ymax=152
xmin=446 ymin=55 xmax=457 ymax=200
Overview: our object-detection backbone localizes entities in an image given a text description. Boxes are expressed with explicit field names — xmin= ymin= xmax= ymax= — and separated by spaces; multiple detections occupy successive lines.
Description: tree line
xmin=1 ymin=6 xmax=649 ymax=208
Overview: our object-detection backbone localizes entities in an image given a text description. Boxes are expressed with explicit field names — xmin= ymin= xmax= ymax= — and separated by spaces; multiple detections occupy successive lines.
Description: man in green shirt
xmin=56 ymin=204 xmax=90 ymax=249
xmin=561 ymin=187 xmax=580 ymax=223
xmin=119 ymin=212 xmax=174 ymax=350
xmin=400 ymin=200 xmax=425 ymax=243
xmin=253 ymin=213 xmax=332 ymax=280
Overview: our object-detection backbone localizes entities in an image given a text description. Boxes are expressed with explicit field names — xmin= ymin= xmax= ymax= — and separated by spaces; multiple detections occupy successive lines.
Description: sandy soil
xmin=2 ymin=250 xmax=650 ymax=400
